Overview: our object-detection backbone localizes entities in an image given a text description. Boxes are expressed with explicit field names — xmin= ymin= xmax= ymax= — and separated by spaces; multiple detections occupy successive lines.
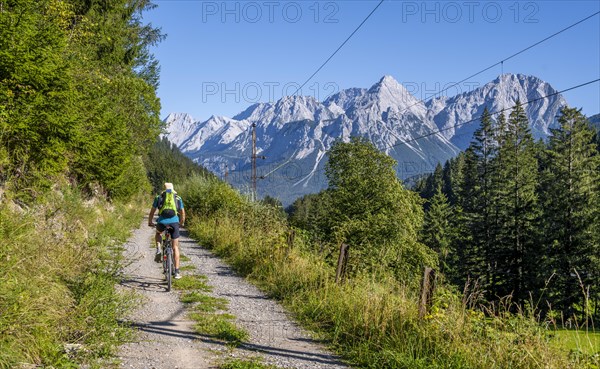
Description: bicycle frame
xmin=161 ymin=229 xmax=174 ymax=292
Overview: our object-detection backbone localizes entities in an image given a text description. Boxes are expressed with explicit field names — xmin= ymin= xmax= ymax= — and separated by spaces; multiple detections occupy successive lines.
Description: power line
xmin=386 ymin=78 xmax=600 ymax=149
xmin=259 ymin=150 xmax=298 ymax=180
xmin=242 ymin=78 xmax=600 ymax=179
xmin=292 ymin=0 xmax=385 ymax=96
xmin=223 ymin=78 xmax=599 ymax=184
xmin=215 ymin=9 xmax=600 ymax=183
xmin=241 ymin=0 xmax=385 ymax=187
xmin=263 ymin=10 xmax=600 ymax=180
xmin=386 ymin=11 xmax=600 ymax=119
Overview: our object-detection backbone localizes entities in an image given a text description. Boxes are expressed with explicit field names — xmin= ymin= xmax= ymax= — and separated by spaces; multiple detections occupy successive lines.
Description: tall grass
xmin=0 ymin=186 xmax=142 ymax=368
xmin=179 ymin=175 xmax=598 ymax=369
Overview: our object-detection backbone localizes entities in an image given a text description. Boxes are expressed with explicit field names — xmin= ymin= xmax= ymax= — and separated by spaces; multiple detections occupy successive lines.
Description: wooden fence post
xmin=284 ymin=228 xmax=295 ymax=257
xmin=287 ymin=228 xmax=295 ymax=248
xmin=335 ymin=243 xmax=349 ymax=284
xmin=419 ymin=267 xmax=436 ymax=319
xmin=213 ymin=218 xmax=219 ymax=241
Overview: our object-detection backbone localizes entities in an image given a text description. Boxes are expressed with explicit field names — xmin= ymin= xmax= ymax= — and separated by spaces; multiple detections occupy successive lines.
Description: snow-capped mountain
xmin=164 ymin=113 xmax=199 ymax=147
xmin=426 ymin=74 xmax=567 ymax=149
xmin=164 ymin=74 xmax=567 ymax=204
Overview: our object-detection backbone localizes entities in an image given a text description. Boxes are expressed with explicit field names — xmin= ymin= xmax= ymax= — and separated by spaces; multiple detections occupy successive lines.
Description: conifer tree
xmin=0 ymin=0 xmax=74 ymax=191
xmin=461 ymin=108 xmax=500 ymax=295
xmin=66 ymin=0 xmax=163 ymax=198
xmin=421 ymin=187 xmax=455 ymax=276
xmin=459 ymin=146 xmax=482 ymax=281
xmin=422 ymin=163 xmax=444 ymax=202
xmin=541 ymin=107 xmax=600 ymax=318
xmin=486 ymin=112 xmax=510 ymax=297
xmin=493 ymin=101 xmax=540 ymax=303
xmin=144 ymin=137 xmax=212 ymax=194
xmin=441 ymin=152 xmax=469 ymax=285
xmin=441 ymin=160 xmax=455 ymax=203
xmin=0 ymin=0 xmax=163 ymax=199
xmin=445 ymin=153 xmax=466 ymax=206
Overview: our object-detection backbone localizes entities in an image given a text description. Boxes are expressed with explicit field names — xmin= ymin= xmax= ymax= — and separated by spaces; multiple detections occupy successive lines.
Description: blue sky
xmin=145 ymin=0 xmax=600 ymax=121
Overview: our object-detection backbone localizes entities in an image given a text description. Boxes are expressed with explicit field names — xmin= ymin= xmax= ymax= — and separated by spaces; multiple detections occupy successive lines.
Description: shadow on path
xmin=236 ymin=341 xmax=346 ymax=366
xmin=120 ymin=273 xmax=167 ymax=293
xmin=219 ymin=292 xmax=269 ymax=301
xmin=127 ymin=321 xmax=202 ymax=341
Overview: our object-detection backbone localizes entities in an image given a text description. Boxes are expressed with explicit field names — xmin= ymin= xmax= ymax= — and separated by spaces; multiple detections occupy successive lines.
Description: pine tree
xmin=421 ymin=163 xmax=444 ymax=202
xmin=441 ymin=160 xmax=455 ymax=203
xmin=541 ymin=107 xmax=600 ymax=319
xmin=488 ymin=112 xmax=509 ymax=298
xmin=446 ymin=153 xmax=467 ymax=206
xmin=144 ymin=137 xmax=212 ymax=194
xmin=0 ymin=0 xmax=74 ymax=191
xmin=66 ymin=0 xmax=163 ymax=198
xmin=0 ymin=0 xmax=164 ymax=199
xmin=421 ymin=187 xmax=455 ymax=276
xmin=439 ymin=152 xmax=469 ymax=286
xmin=460 ymin=146 xmax=483 ymax=282
xmin=460 ymin=108 xmax=500 ymax=296
xmin=493 ymin=101 xmax=540 ymax=303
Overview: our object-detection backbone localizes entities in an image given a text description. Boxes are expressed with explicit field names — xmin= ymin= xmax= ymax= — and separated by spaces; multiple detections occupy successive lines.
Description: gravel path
xmin=117 ymin=218 xmax=215 ymax=369
xmin=117 ymin=217 xmax=349 ymax=369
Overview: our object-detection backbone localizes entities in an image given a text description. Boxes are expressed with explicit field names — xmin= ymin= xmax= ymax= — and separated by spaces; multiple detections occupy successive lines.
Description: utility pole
xmin=224 ymin=164 xmax=228 ymax=183
xmin=250 ymin=123 xmax=266 ymax=201
xmin=251 ymin=123 xmax=257 ymax=201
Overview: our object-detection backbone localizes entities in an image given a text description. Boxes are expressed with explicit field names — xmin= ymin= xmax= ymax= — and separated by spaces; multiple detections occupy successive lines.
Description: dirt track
xmin=117 ymin=218 xmax=348 ymax=369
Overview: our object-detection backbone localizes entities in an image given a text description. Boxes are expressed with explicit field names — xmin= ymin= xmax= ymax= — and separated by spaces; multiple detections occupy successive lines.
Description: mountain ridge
xmin=164 ymin=74 xmax=568 ymax=204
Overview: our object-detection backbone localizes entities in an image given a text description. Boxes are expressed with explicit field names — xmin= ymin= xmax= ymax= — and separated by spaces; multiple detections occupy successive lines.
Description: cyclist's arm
xmin=179 ymin=208 xmax=186 ymax=227
xmin=178 ymin=197 xmax=185 ymax=226
xmin=148 ymin=207 xmax=157 ymax=226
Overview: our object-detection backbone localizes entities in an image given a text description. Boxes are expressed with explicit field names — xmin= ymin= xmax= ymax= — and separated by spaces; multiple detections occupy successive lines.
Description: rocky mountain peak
xmin=164 ymin=74 xmax=567 ymax=204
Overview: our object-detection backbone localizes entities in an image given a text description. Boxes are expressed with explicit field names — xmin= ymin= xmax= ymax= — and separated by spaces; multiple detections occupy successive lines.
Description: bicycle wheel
xmin=166 ymin=247 xmax=173 ymax=292
xmin=162 ymin=243 xmax=167 ymax=273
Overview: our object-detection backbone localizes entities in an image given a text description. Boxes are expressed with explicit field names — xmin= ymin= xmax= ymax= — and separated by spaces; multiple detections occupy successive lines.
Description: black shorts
xmin=156 ymin=222 xmax=180 ymax=239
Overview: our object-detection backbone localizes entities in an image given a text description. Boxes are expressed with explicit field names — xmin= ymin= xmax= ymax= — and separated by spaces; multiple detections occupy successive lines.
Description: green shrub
xmin=178 ymin=175 xmax=245 ymax=218
xmin=181 ymin=175 xmax=585 ymax=368
xmin=219 ymin=358 xmax=278 ymax=369
xmin=0 ymin=187 xmax=142 ymax=368
xmin=173 ymin=275 xmax=212 ymax=291
xmin=190 ymin=313 xmax=248 ymax=346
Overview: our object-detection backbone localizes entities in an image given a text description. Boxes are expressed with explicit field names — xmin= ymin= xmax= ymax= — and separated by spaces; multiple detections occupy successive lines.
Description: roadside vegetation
xmin=218 ymin=358 xmax=278 ymax=369
xmin=1 ymin=1 xmax=173 ymax=367
xmin=176 ymin=272 xmax=249 ymax=347
xmin=179 ymin=127 xmax=599 ymax=368
xmin=0 ymin=186 xmax=143 ymax=368
xmin=2 ymin=1 xmax=598 ymax=368
xmin=414 ymin=106 xmax=600 ymax=320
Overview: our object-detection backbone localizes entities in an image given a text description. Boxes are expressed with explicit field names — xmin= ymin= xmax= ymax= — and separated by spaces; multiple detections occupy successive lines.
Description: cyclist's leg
xmin=154 ymin=223 xmax=166 ymax=262
xmin=173 ymin=238 xmax=180 ymax=269
xmin=155 ymin=223 xmax=165 ymax=248
xmin=169 ymin=223 xmax=181 ymax=270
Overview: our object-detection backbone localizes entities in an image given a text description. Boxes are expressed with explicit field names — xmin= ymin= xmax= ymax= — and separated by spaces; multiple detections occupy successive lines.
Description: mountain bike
xmin=161 ymin=226 xmax=175 ymax=292
xmin=152 ymin=224 xmax=175 ymax=292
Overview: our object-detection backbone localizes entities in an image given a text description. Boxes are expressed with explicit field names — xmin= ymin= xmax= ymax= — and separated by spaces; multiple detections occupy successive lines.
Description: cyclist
xmin=148 ymin=182 xmax=186 ymax=279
